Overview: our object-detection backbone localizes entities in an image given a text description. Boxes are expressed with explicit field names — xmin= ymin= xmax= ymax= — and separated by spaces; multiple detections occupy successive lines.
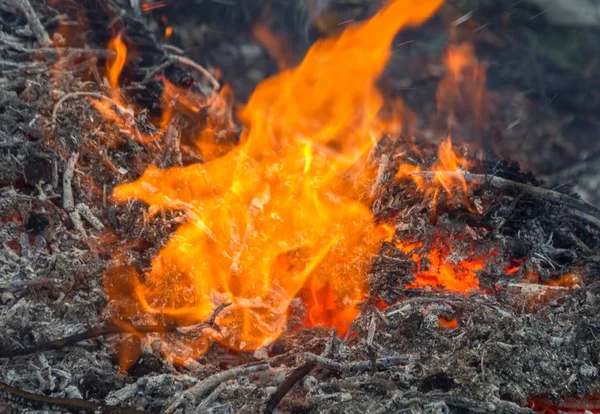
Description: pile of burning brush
xmin=0 ymin=0 xmax=600 ymax=413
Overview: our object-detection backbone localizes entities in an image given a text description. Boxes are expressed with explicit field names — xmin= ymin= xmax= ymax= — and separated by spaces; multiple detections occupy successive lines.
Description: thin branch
xmin=0 ymin=379 xmax=155 ymax=413
xmin=263 ymin=362 xmax=315 ymax=414
xmin=410 ymin=171 xmax=600 ymax=228
xmin=303 ymin=352 xmax=414 ymax=374
xmin=8 ymin=0 xmax=51 ymax=46
xmin=0 ymin=303 xmax=231 ymax=359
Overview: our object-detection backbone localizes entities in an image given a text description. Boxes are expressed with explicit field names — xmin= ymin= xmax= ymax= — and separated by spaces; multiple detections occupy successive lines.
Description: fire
xmin=437 ymin=43 xmax=488 ymax=133
xmin=523 ymin=271 xmax=582 ymax=288
xmin=396 ymin=44 xmax=484 ymax=215
xmin=91 ymin=34 xmax=166 ymax=146
xmin=397 ymin=137 xmax=475 ymax=213
xmin=105 ymin=0 xmax=444 ymax=363
xmin=107 ymin=35 xmax=127 ymax=91
xmin=392 ymin=237 xmax=482 ymax=292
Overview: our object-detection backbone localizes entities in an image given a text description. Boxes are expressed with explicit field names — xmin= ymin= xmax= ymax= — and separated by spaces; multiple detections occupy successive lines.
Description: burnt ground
xmin=1 ymin=0 xmax=600 ymax=413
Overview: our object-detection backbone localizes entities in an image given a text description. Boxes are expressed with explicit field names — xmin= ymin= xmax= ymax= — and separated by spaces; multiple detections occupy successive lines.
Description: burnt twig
xmin=0 ymin=303 xmax=231 ymax=359
xmin=303 ymin=352 xmax=414 ymax=374
xmin=25 ymin=48 xmax=116 ymax=60
xmin=263 ymin=362 xmax=316 ymax=414
xmin=6 ymin=0 xmax=51 ymax=46
xmin=411 ymin=171 xmax=600 ymax=228
xmin=0 ymin=378 xmax=154 ymax=413
xmin=264 ymin=329 xmax=337 ymax=413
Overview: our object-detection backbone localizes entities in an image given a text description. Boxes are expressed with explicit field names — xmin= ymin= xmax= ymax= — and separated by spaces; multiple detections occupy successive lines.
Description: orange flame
xmin=393 ymin=237 xmax=481 ymax=292
xmin=107 ymin=34 xmax=127 ymax=91
xmin=106 ymin=0 xmax=444 ymax=361
xmin=396 ymin=43 xmax=484 ymax=214
xmin=437 ymin=43 xmax=488 ymax=134
xmin=396 ymin=137 xmax=475 ymax=213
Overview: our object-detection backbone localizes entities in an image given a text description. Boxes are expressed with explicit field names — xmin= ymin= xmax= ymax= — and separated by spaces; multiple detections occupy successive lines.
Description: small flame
xmin=396 ymin=137 xmax=475 ymax=212
xmin=398 ymin=238 xmax=482 ymax=292
xmin=522 ymin=271 xmax=581 ymax=288
xmin=107 ymin=0 xmax=444 ymax=363
xmin=107 ymin=34 xmax=127 ymax=91
xmin=437 ymin=43 xmax=488 ymax=136
xmin=395 ymin=44 xmax=484 ymax=213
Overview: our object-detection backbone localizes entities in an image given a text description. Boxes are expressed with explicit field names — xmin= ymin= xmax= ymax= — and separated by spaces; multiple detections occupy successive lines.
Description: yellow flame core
xmin=109 ymin=0 xmax=443 ymax=360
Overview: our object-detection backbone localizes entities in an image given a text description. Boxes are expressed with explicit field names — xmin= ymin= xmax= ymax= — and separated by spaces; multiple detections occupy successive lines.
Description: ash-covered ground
xmin=1 ymin=1 xmax=600 ymax=413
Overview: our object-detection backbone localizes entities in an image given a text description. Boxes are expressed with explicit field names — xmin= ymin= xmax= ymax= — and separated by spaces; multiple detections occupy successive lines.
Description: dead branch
xmin=164 ymin=362 xmax=270 ymax=413
xmin=411 ymin=171 xmax=600 ymax=228
xmin=5 ymin=0 xmax=51 ymax=47
xmin=264 ymin=329 xmax=337 ymax=413
xmin=0 ymin=303 xmax=231 ymax=359
xmin=303 ymin=352 xmax=414 ymax=374
xmin=0 ymin=379 xmax=155 ymax=413
xmin=263 ymin=362 xmax=316 ymax=414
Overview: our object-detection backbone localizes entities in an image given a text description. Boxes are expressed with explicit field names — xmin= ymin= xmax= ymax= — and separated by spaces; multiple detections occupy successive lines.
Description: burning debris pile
xmin=1 ymin=0 xmax=600 ymax=413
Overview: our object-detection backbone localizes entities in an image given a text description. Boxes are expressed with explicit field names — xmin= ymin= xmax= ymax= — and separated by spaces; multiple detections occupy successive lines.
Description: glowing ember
xmin=393 ymin=237 xmax=482 ymax=292
xmin=438 ymin=315 xmax=458 ymax=329
xmin=105 ymin=0 xmax=444 ymax=363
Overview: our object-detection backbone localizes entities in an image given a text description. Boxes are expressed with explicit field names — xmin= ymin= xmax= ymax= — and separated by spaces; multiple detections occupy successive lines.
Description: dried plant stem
xmin=0 ymin=379 xmax=154 ymax=414
xmin=411 ymin=171 xmax=600 ymax=228
xmin=8 ymin=0 xmax=51 ymax=46
xmin=164 ymin=362 xmax=270 ymax=413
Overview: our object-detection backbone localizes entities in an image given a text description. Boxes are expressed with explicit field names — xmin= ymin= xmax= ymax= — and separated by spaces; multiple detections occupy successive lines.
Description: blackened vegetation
xmin=1 ymin=0 xmax=600 ymax=413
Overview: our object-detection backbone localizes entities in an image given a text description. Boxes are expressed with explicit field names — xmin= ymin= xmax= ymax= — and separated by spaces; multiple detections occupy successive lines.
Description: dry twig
xmin=52 ymin=92 xmax=129 ymax=126
xmin=0 ymin=379 xmax=154 ymax=413
xmin=0 ymin=303 xmax=231 ymax=359
xmin=5 ymin=0 xmax=51 ymax=46
xmin=303 ymin=352 xmax=414 ymax=374
xmin=263 ymin=362 xmax=316 ymax=414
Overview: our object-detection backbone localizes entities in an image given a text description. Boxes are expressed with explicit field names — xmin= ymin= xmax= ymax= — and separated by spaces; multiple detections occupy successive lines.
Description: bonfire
xmin=0 ymin=0 xmax=599 ymax=413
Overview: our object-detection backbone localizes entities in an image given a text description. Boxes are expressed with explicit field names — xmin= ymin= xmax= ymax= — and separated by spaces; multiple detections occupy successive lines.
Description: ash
xmin=1 ymin=0 xmax=599 ymax=413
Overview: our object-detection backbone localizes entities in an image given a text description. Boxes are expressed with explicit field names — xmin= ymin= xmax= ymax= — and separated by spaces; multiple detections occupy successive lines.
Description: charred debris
xmin=1 ymin=0 xmax=600 ymax=413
